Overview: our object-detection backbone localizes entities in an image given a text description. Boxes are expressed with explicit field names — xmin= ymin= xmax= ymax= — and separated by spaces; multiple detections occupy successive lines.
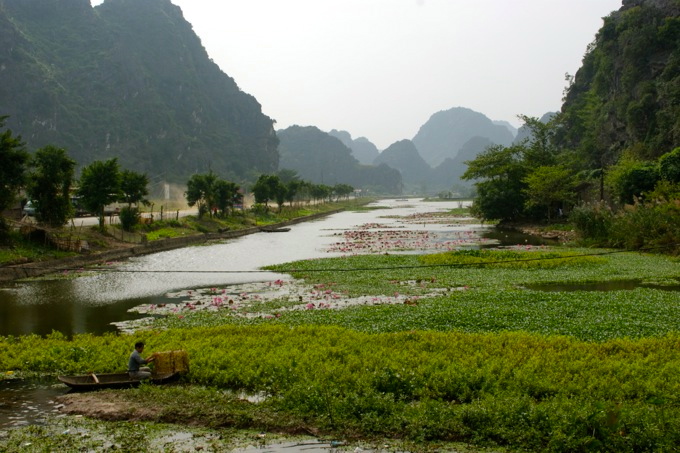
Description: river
xmin=0 ymin=198 xmax=507 ymax=337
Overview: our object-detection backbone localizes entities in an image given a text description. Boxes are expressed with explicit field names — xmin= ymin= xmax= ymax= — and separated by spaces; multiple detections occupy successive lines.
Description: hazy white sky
xmin=93 ymin=0 xmax=622 ymax=149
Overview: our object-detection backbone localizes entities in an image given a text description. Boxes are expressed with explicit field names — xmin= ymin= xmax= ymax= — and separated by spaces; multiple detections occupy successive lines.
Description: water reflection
xmin=0 ymin=379 xmax=64 ymax=428
xmin=0 ymin=199 xmax=493 ymax=337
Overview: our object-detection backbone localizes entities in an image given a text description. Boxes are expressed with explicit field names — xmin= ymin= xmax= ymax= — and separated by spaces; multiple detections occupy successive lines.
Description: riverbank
xmin=0 ymin=201 xmax=368 ymax=283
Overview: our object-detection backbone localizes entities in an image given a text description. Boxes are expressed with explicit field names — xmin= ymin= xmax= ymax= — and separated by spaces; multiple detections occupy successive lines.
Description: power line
xmin=12 ymin=243 xmax=679 ymax=276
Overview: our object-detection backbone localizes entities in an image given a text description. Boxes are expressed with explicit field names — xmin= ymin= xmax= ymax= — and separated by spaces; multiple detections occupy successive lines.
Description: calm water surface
xmin=0 ymin=199 xmax=492 ymax=337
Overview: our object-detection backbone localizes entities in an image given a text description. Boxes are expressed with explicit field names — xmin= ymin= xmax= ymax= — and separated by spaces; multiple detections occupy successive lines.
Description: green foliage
xmin=523 ymin=166 xmax=575 ymax=220
xmin=559 ymin=2 xmax=680 ymax=163
xmin=607 ymin=201 xmax=680 ymax=252
xmin=185 ymin=172 xmax=218 ymax=218
xmin=0 ymin=116 xmax=29 ymax=237
xmin=569 ymin=202 xmax=615 ymax=243
xmin=462 ymin=144 xmax=530 ymax=220
xmin=4 ymin=247 xmax=680 ymax=449
xmin=213 ymin=179 xmax=241 ymax=217
xmin=118 ymin=206 xmax=140 ymax=231
xmin=2 ymin=327 xmax=680 ymax=449
xmin=571 ymin=198 xmax=680 ymax=253
xmin=119 ymin=170 xmax=150 ymax=208
xmin=1 ymin=0 xmax=278 ymax=183
xmin=77 ymin=158 xmax=121 ymax=230
xmin=659 ymin=146 xmax=680 ymax=183
xmin=472 ymin=178 xmax=526 ymax=221
xmin=27 ymin=145 xmax=76 ymax=227
xmin=419 ymin=249 xmax=604 ymax=269
xmin=606 ymin=159 xmax=659 ymax=204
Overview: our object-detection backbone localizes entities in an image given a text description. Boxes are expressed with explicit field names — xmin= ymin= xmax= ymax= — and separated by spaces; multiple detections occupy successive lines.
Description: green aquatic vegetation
xmin=269 ymin=248 xmax=679 ymax=292
xmin=5 ymin=247 xmax=680 ymax=450
xmin=159 ymin=286 xmax=680 ymax=341
xmin=419 ymin=249 xmax=606 ymax=269
xmin=3 ymin=327 xmax=680 ymax=450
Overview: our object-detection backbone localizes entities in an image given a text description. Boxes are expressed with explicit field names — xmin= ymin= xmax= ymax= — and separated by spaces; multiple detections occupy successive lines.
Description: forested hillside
xmin=558 ymin=0 xmax=680 ymax=165
xmin=0 ymin=0 xmax=278 ymax=183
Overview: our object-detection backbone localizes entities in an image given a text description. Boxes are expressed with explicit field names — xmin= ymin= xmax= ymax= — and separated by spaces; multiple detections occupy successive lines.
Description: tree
xmin=285 ymin=180 xmax=302 ymax=206
xmin=523 ymin=166 xmax=576 ymax=221
xmin=333 ymin=183 xmax=354 ymax=200
xmin=251 ymin=174 xmax=271 ymax=206
xmin=119 ymin=170 xmax=150 ymax=208
xmin=0 ymin=116 xmax=29 ymax=237
xmin=213 ymin=180 xmax=240 ymax=217
xmin=185 ymin=172 xmax=217 ymax=218
xmin=252 ymin=174 xmax=283 ymax=208
xmin=517 ymin=114 xmax=558 ymax=167
xmin=462 ymin=144 xmax=529 ymax=221
xmin=78 ymin=159 xmax=121 ymax=230
xmin=27 ymin=145 xmax=76 ymax=227
xmin=659 ymin=147 xmax=680 ymax=183
xmin=607 ymin=158 xmax=660 ymax=204
xmin=116 ymin=170 xmax=150 ymax=231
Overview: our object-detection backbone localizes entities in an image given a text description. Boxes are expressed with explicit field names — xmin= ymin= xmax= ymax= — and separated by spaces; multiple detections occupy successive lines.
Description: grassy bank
xmin=0 ymin=198 xmax=373 ymax=267
xmin=2 ymin=245 xmax=680 ymax=451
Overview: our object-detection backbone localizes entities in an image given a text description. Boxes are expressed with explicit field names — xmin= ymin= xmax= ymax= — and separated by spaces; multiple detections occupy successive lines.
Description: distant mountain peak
xmin=327 ymin=129 xmax=379 ymax=165
xmin=412 ymin=107 xmax=514 ymax=167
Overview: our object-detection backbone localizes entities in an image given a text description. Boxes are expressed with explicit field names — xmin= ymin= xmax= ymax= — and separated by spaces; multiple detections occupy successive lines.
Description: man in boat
xmin=128 ymin=341 xmax=156 ymax=380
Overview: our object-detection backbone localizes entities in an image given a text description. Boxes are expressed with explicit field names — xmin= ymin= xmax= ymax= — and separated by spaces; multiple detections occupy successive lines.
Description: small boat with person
xmin=58 ymin=371 xmax=179 ymax=391
xmin=59 ymin=349 xmax=189 ymax=391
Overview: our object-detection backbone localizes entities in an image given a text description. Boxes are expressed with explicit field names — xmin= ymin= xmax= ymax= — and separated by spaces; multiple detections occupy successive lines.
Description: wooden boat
xmin=58 ymin=372 xmax=179 ymax=391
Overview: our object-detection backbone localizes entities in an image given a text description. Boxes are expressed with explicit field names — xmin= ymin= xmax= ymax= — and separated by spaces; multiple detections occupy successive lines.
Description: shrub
xmin=118 ymin=206 xmax=139 ymax=231
xmin=569 ymin=202 xmax=614 ymax=243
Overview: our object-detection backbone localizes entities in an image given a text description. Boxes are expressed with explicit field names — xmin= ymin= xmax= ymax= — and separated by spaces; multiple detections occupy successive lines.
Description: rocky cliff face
xmin=558 ymin=0 xmax=680 ymax=164
xmin=0 ymin=0 xmax=278 ymax=182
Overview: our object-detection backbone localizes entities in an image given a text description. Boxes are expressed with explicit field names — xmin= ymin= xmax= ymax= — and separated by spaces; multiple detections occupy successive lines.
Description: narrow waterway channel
xmin=0 ymin=199 xmax=495 ymax=337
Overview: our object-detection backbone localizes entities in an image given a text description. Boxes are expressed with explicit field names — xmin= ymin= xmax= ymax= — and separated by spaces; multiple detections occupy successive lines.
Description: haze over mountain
xmin=412 ymin=107 xmax=515 ymax=167
xmin=373 ymin=140 xmax=431 ymax=188
xmin=0 ymin=0 xmax=278 ymax=183
xmin=277 ymin=126 xmax=402 ymax=194
xmin=328 ymin=130 xmax=380 ymax=165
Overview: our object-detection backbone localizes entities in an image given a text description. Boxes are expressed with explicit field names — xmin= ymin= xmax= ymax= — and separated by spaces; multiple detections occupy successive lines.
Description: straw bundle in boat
xmin=153 ymin=350 xmax=189 ymax=374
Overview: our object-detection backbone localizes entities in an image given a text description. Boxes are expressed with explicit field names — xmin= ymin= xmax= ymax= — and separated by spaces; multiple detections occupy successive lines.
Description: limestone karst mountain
xmin=277 ymin=126 xmax=402 ymax=194
xmin=412 ymin=107 xmax=515 ymax=167
xmin=0 ymin=0 xmax=278 ymax=182
xmin=328 ymin=130 xmax=380 ymax=165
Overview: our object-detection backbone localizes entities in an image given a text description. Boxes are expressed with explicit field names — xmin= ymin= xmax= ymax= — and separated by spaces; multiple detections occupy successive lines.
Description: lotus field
xmin=2 ymin=206 xmax=680 ymax=451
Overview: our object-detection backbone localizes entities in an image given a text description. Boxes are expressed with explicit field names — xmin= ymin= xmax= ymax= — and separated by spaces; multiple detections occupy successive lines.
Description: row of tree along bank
xmin=1 ymin=115 xmax=366 ymax=262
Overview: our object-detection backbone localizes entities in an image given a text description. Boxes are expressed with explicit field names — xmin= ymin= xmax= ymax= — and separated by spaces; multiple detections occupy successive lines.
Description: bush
xmin=608 ymin=201 xmax=680 ymax=253
xmin=118 ymin=206 xmax=140 ymax=231
xmin=569 ymin=202 xmax=614 ymax=243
